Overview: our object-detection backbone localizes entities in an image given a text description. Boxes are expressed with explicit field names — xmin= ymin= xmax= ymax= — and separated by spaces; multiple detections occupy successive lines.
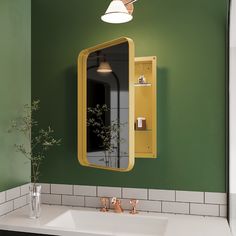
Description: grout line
xmin=186 ymin=202 xmax=220 ymax=206
xmin=0 ymin=198 xmax=18 ymax=206
xmin=174 ymin=200 xmax=204 ymax=204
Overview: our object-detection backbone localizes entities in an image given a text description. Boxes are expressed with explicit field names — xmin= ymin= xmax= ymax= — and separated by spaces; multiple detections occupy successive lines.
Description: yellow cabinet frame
xmin=134 ymin=56 xmax=157 ymax=158
xmin=77 ymin=37 xmax=135 ymax=171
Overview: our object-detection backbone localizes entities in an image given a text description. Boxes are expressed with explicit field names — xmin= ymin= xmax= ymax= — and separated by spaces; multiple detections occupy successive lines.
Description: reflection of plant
xmin=8 ymin=100 xmax=61 ymax=184
xmin=87 ymin=104 xmax=126 ymax=167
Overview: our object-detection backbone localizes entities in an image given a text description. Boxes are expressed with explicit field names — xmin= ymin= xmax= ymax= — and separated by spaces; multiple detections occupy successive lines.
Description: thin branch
xmin=9 ymin=100 xmax=61 ymax=184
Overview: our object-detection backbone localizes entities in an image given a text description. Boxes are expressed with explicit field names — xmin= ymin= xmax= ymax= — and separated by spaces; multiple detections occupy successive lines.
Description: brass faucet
xmin=111 ymin=197 xmax=123 ymax=213
xmin=129 ymin=199 xmax=139 ymax=214
xmin=100 ymin=197 xmax=109 ymax=212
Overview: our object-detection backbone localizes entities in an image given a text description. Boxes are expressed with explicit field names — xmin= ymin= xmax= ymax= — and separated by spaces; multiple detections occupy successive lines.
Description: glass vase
xmin=29 ymin=184 xmax=41 ymax=219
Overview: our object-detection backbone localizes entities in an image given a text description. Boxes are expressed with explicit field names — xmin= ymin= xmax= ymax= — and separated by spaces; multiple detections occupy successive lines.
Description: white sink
xmin=46 ymin=209 xmax=168 ymax=236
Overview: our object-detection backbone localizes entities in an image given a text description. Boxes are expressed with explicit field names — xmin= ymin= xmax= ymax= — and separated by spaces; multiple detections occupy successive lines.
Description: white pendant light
xmin=97 ymin=61 xmax=112 ymax=73
xmin=101 ymin=0 xmax=133 ymax=24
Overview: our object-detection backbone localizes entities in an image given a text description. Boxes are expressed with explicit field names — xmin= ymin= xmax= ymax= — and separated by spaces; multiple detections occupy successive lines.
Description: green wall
xmin=0 ymin=0 xmax=31 ymax=191
xmin=32 ymin=0 xmax=227 ymax=192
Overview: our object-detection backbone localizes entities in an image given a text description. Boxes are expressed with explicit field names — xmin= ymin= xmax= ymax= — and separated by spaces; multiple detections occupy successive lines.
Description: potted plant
xmin=8 ymin=100 xmax=61 ymax=218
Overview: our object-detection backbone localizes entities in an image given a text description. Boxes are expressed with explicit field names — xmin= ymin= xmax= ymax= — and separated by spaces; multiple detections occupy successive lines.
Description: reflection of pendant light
xmin=101 ymin=0 xmax=138 ymax=24
xmin=97 ymin=60 xmax=112 ymax=73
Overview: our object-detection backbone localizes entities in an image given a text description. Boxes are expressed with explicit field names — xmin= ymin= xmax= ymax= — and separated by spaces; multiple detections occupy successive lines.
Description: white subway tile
xmin=122 ymin=188 xmax=147 ymax=200
xmin=14 ymin=195 xmax=27 ymax=209
xmin=138 ymin=200 xmax=161 ymax=212
xmin=85 ymin=197 xmax=102 ymax=208
xmin=190 ymin=203 xmax=219 ymax=216
xmin=62 ymin=195 xmax=84 ymax=207
xmin=26 ymin=194 xmax=30 ymax=204
xmin=220 ymin=205 xmax=227 ymax=217
xmin=119 ymin=199 xmax=131 ymax=210
xmin=0 ymin=192 xmax=6 ymax=204
xmin=41 ymin=194 xmax=61 ymax=205
xmin=74 ymin=185 xmax=96 ymax=196
xmin=6 ymin=187 xmax=20 ymax=201
xmin=176 ymin=191 xmax=204 ymax=203
xmin=51 ymin=184 xmax=73 ymax=195
xmin=149 ymin=189 xmax=175 ymax=201
xmin=97 ymin=187 xmax=121 ymax=198
xmin=20 ymin=183 xmax=30 ymax=196
xmin=0 ymin=201 xmax=13 ymax=216
xmin=205 ymin=192 xmax=227 ymax=205
xmin=39 ymin=183 xmax=51 ymax=194
xmin=162 ymin=202 xmax=189 ymax=214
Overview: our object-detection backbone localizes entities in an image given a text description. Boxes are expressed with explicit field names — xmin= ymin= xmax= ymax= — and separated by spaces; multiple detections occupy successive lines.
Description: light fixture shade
xmin=101 ymin=0 xmax=133 ymax=24
xmin=97 ymin=61 xmax=112 ymax=73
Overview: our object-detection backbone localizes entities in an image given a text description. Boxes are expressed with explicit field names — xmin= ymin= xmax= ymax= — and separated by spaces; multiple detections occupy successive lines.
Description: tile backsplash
xmin=0 ymin=183 xmax=227 ymax=218
xmin=40 ymin=183 xmax=227 ymax=218
xmin=0 ymin=184 xmax=30 ymax=217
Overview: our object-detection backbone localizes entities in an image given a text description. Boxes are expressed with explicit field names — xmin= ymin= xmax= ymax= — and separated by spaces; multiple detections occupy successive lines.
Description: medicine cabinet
xmin=77 ymin=37 xmax=157 ymax=172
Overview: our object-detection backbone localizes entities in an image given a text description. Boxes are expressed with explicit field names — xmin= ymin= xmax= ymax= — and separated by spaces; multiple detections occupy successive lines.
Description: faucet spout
xmin=100 ymin=197 xmax=109 ymax=212
xmin=130 ymin=199 xmax=139 ymax=214
xmin=111 ymin=197 xmax=124 ymax=213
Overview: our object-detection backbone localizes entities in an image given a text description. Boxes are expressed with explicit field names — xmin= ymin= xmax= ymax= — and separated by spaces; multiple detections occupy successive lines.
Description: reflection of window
xmin=87 ymin=79 xmax=111 ymax=152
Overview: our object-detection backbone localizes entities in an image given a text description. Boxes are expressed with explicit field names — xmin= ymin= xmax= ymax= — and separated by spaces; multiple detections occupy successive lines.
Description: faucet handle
xmin=130 ymin=199 xmax=139 ymax=214
xmin=111 ymin=197 xmax=117 ymax=204
xmin=100 ymin=197 xmax=109 ymax=212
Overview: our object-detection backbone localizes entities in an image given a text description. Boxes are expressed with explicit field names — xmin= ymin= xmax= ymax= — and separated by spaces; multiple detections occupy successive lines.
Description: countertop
xmin=0 ymin=205 xmax=232 ymax=236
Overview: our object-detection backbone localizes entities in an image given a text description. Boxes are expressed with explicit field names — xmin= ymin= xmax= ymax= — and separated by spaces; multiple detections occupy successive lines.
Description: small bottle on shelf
xmin=136 ymin=117 xmax=146 ymax=130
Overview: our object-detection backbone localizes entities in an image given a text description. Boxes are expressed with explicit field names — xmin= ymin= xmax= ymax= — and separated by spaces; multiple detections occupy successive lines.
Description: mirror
xmin=78 ymin=37 xmax=135 ymax=171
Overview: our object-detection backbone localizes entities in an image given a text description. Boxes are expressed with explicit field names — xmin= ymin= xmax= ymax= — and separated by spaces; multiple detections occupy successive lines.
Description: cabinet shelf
xmin=134 ymin=83 xmax=152 ymax=87
xmin=135 ymin=129 xmax=152 ymax=132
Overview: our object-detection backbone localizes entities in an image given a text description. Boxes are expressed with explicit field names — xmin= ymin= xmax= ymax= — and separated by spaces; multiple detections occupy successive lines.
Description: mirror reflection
xmin=86 ymin=42 xmax=129 ymax=169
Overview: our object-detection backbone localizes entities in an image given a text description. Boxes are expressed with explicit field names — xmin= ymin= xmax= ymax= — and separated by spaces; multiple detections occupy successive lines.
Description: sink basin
xmin=46 ymin=209 xmax=168 ymax=236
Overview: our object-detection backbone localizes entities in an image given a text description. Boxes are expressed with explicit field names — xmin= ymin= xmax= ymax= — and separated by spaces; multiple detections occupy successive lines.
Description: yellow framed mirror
xmin=77 ymin=37 xmax=135 ymax=171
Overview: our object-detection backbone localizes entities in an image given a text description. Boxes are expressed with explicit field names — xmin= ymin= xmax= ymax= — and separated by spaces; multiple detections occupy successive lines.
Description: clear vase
xmin=29 ymin=184 xmax=41 ymax=219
